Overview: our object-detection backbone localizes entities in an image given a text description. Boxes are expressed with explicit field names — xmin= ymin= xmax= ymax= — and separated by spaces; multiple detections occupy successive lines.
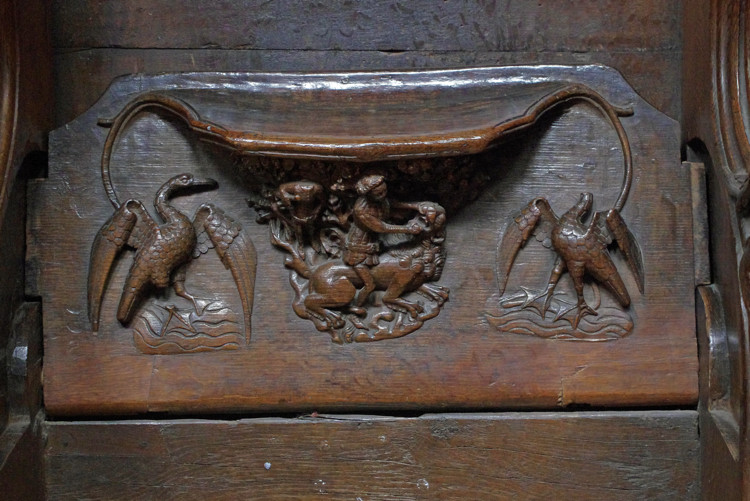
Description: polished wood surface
xmin=32 ymin=66 xmax=697 ymax=416
xmin=0 ymin=1 xmax=50 ymax=499
xmin=51 ymin=0 xmax=683 ymax=128
xmin=44 ymin=411 xmax=699 ymax=500
xmin=683 ymin=0 xmax=750 ymax=497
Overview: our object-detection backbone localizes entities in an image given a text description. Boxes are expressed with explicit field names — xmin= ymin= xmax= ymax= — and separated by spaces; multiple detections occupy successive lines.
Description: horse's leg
xmin=382 ymin=273 xmax=423 ymax=319
xmin=353 ymin=264 xmax=376 ymax=307
xmin=305 ymin=274 xmax=358 ymax=329
xmin=417 ymin=283 xmax=450 ymax=305
xmin=304 ymin=292 xmax=345 ymax=328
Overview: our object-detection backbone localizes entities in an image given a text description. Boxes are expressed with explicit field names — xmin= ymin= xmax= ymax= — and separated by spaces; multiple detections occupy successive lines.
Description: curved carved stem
xmin=513 ymin=84 xmax=634 ymax=211
xmin=99 ymin=93 xmax=207 ymax=209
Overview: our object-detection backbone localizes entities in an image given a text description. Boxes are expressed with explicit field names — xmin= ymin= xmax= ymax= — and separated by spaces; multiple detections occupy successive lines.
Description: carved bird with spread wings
xmin=87 ymin=173 xmax=256 ymax=340
xmin=497 ymin=192 xmax=645 ymax=328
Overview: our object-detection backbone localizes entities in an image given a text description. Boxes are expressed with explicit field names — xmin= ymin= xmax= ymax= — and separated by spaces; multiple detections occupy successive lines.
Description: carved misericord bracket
xmin=85 ymin=68 xmax=648 ymax=345
xmin=35 ymin=66 xmax=698 ymax=415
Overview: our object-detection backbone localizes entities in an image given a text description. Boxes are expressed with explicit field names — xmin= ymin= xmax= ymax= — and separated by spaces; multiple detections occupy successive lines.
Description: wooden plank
xmin=52 ymin=48 xmax=682 ymax=128
xmin=683 ymin=0 xmax=750 ymax=494
xmin=52 ymin=0 xmax=681 ymax=52
xmin=0 ymin=419 xmax=44 ymax=501
xmin=44 ymin=411 xmax=700 ymax=500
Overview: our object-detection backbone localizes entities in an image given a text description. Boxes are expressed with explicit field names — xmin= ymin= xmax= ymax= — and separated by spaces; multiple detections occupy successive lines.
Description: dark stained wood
xmin=54 ymin=50 xmax=682 ymax=129
xmin=44 ymin=411 xmax=699 ymax=500
xmin=52 ymin=0 xmax=681 ymax=53
xmin=0 ymin=420 xmax=44 ymax=501
xmin=32 ymin=67 xmax=698 ymax=416
xmin=696 ymin=285 xmax=742 ymax=500
xmin=0 ymin=0 xmax=51 ymax=498
xmin=689 ymin=162 xmax=711 ymax=286
xmin=683 ymin=0 xmax=750 ymax=497
xmin=0 ymin=174 xmax=26 ymax=431
xmin=0 ymin=0 xmax=50 ymax=424
xmin=49 ymin=0 xmax=683 ymax=129
xmin=0 ymin=0 xmax=52 ymax=223
xmin=51 ymin=39 xmax=682 ymax=129
xmin=1 ymin=0 xmax=742 ymax=497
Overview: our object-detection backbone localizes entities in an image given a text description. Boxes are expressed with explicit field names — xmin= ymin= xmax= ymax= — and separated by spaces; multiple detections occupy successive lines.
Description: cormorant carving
xmin=87 ymin=173 xmax=257 ymax=341
xmin=497 ymin=192 xmax=645 ymax=328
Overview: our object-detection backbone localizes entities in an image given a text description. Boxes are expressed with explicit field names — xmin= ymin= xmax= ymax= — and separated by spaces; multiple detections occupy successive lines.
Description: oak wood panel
xmin=52 ymin=0 xmax=681 ymax=52
xmin=32 ymin=68 xmax=698 ymax=416
xmin=51 ymin=0 xmax=682 ymax=127
xmin=0 ymin=0 xmax=51 ymax=224
xmin=44 ymin=411 xmax=699 ymax=500
xmin=0 ymin=420 xmax=44 ymax=501
xmin=683 ymin=0 xmax=750 ymax=496
xmin=0 ymin=1 xmax=50 ymax=497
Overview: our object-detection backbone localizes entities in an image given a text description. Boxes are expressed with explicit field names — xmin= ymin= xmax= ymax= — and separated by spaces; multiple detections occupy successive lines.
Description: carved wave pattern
xmin=132 ymin=301 xmax=243 ymax=354
xmin=485 ymin=288 xmax=633 ymax=341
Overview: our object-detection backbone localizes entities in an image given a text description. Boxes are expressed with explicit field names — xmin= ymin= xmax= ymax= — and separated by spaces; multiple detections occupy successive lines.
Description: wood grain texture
xmin=50 ymin=0 xmax=682 ymax=127
xmin=43 ymin=411 xmax=700 ymax=500
xmin=683 ymin=0 xmax=750 ymax=496
xmin=32 ymin=67 xmax=698 ymax=416
xmin=52 ymin=0 xmax=681 ymax=52
xmin=0 ymin=2 xmax=50 ymax=497
xmin=0 ymin=419 xmax=44 ymax=501
xmin=0 ymin=0 xmax=52 ymax=224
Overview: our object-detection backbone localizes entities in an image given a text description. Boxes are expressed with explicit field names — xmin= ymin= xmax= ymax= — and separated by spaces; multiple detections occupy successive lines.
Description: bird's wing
xmin=497 ymin=200 xmax=548 ymax=295
xmin=533 ymin=218 xmax=556 ymax=249
xmin=88 ymin=200 xmax=153 ymax=331
xmin=591 ymin=209 xmax=645 ymax=294
xmin=194 ymin=203 xmax=257 ymax=342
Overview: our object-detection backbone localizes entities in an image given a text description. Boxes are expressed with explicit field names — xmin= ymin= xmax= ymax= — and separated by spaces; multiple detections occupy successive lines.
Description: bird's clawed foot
xmin=521 ymin=286 xmax=556 ymax=316
xmin=572 ymin=301 xmax=598 ymax=329
xmin=175 ymin=287 xmax=211 ymax=316
xmin=158 ymin=304 xmax=197 ymax=337
xmin=514 ymin=285 xmax=599 ymax=329
xmin=191 ymin=297 xmax=212 ymax=317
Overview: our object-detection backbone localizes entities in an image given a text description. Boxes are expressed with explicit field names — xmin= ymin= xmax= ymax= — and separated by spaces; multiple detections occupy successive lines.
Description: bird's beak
xmin=191 ymin=178 xmax=219 ymax=190
xmin=580 ymin=192 xmax=593 ymax=212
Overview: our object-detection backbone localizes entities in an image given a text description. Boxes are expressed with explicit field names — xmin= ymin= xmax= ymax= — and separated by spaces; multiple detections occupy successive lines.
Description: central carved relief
xmin=252 ymin=175 xmax=449 ymax=344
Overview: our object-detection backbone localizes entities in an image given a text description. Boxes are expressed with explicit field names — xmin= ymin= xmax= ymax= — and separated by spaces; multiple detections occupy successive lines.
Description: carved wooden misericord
xmin=32 ymin=66 xmax=698 ymax=415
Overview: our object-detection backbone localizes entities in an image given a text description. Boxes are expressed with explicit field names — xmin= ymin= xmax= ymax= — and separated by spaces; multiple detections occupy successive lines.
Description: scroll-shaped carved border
xmin=684 ymin=0 xmax=750 ymax=496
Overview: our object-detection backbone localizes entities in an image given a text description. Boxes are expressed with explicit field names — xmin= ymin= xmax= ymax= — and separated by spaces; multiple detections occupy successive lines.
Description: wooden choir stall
xmin=1 ymin=1 xmax=748 ymax=499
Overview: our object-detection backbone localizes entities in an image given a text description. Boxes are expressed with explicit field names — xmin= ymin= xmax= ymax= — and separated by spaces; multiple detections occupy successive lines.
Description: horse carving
xmin=262 ymin=179 xmax=449 ymax=342
xmin=304 ymin=201 xmax=447 ymax=327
